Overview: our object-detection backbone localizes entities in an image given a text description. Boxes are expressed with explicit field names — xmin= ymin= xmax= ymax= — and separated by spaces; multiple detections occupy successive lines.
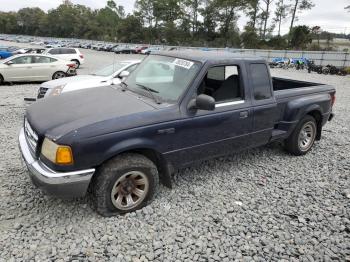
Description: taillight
xmin=79 ymin=54 xmax=84 ymax=59
xmin=331 ymin=93 xmax=336 ymax=107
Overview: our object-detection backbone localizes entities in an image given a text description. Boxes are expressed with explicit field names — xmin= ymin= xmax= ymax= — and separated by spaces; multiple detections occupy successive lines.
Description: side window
xmin=11 ymin=56 xmax=32 ymax=64
xmin=250 ymin=64 xmax=272 ymax=100
xmin=198 ymin=65 xmax=242 ymax=103
xmin=33 ymin=56 xmax=51 ymax=63
xmin=60 ymin=48 xmax=76 ymax=54
xmin=48 ymin=49 xmax=59 ymax=55
xmin=50 ymin=58 xmax=57 ymax=62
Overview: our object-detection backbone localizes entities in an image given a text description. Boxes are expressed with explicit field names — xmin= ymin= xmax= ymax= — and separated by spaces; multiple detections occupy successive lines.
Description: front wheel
xmin=52 ymin=71 xmax=66 ymax=80
xmin=284 ymin=115 xmax=317 ymax=156
xmin=92 ymin=153 xmax=159 ymax=216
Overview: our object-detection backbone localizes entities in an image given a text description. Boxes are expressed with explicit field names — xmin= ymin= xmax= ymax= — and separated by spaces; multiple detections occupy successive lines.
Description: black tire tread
xmin=92 ymin=153 xmax=159 ymax=217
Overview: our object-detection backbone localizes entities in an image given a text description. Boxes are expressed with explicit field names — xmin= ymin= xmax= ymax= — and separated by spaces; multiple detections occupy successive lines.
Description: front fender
xmin=104 ymin=137 xmax=159 ymax=162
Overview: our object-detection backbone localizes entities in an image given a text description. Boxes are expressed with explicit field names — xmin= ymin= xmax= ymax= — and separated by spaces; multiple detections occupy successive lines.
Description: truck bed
xmin=270 ymin=77 xmax=335 ymax=142
xmin=272 ymin=77 xmax=335 ymax=100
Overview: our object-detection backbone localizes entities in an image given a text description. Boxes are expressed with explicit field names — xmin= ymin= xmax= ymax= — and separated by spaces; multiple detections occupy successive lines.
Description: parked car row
xmin=80 ymin=43 xmax=177 ymax=55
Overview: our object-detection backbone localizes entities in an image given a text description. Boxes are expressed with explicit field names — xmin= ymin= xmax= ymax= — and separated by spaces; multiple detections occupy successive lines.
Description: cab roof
xmin=154 ymin=50 xmax=265 ymax=64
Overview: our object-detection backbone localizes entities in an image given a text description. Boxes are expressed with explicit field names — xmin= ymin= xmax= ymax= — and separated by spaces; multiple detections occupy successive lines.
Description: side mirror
xmin=188 ymin=94 xmax=215 ymax=111
xmin=6 ymin=61 xmax=13 ymax=66
xmin=111 ymin=78 xmax=121 ymax=85
xmin=118 ymin=70 xmax=130 ymax=79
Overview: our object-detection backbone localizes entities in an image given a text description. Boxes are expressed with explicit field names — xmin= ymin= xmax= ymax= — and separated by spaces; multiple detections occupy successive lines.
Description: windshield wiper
xmin=135 ymin=83 xmax=161 ymax=104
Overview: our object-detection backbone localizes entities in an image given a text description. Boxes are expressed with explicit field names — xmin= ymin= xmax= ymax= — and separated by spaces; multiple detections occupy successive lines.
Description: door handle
xmin=157 ymin=128 xmax=175 ymax=134
xmin=26 ymin=66 xmax=32 ymax=69
xmin=239 ymin=111 xmax=249 ymax=118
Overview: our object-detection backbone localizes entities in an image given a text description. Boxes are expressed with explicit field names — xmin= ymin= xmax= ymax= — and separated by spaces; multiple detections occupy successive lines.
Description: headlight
xmin=41 ymin=138 xmax=74 ymax=165
xmin=49 ymin=84 xmax=66 ymax=97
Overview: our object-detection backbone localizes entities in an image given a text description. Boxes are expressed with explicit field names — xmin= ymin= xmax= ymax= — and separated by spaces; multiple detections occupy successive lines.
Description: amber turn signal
xmin=56 ymin=146 xmax=73 ymax=165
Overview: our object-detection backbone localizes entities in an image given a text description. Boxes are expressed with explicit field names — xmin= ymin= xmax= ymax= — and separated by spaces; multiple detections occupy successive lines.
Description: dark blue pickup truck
xmin=19 ymin=51 xmax=335 ymax=216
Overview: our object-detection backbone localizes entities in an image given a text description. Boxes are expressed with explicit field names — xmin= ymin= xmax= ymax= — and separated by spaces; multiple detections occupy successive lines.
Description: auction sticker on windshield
xmin=173 ymin=58 xmax=194 ymax=69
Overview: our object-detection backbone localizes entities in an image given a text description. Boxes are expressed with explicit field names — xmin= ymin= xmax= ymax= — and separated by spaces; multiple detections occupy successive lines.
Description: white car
xmin=0 ymin=54 xmax=76 ymax=84
xmin=43 ymin=47 xmax=84 ymax=68
xmin=38 ymin=60 xmax=141 ymax=98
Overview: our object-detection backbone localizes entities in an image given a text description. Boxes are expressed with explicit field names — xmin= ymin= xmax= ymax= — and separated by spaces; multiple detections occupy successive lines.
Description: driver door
xmin=165 ymin=64 xmax=253 ymax=166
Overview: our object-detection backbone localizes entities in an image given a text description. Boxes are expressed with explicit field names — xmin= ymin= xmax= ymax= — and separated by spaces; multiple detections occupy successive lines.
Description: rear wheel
xmin=71 ymin=59 xmax=80 ymax=69
xmin=284 ymin=115 xmax=317 ymax=156
xmin=92 ymin=153 xmax=159 ymax=216
xmin=0 ymin=74 xmax=3 ymax=85
xmin=52 ymin=71 xmax=66 ymax=80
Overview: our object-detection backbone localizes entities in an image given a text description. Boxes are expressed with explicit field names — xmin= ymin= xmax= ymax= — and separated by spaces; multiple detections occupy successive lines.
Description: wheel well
xmin=307 ymin=110 xmax=322 ymax=140
xmin=71 ymin=59 xmax=79 ymax=63
xmin=102 ymin=148 xmax=173 ymax=188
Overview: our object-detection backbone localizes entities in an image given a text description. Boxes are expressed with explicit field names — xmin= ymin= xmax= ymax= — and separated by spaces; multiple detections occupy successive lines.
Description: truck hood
xmin=41 ymin=75 xmax=110 ymax=89
xmin=26 ymin=86 xmax=156 ymax=140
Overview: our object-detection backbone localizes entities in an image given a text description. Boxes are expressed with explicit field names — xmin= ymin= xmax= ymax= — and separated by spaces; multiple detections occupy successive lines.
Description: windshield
xmin=125 ymin=55 xmax=201 ymax=103
xmin=92 ymin=62 xmax=129 ymax=77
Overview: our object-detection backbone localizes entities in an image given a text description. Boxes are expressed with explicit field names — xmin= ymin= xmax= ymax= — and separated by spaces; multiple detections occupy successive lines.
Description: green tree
xmin=17 ymin=8 xmax=46 ymax=35
xmin=117 ymin=15 xmax=144 ymax=43
xmin=289 ymin=0 xmax=314 ymax=33
xmin=273 ymin=0 xmax=289 ymax=36
xmin=241 ymin=26 xmax=259 ymax=48
xmin=0 ymin=12 xmax=19 ymax=34
xmin=260 ymin=0 xmax=274 ymax=39
xmin=215 ymin=0 xmax=246 ymax=46
xmin=290 ymin=25 xmax=312 ymax=49
xmin=245 ymin=0 xmax=260 ymax=29
xmin=134 ymin=0 xmax=156 ymax=43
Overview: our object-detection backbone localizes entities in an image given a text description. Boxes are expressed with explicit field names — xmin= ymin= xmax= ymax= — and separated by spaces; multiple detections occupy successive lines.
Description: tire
xmin=92 ymin=153 xmax=159 ymax=216
xmin=71 ymin=59 xmax=80 ymax=69
xmin=322 ymin=68 xmax=330 ymax=75
xmin=52 ymin=71 xmax=66 ymax=80
xmin=0 ymin=74 xmax=3 ymax=85
xmin=284 ymin=115 xmax=317 ymax=156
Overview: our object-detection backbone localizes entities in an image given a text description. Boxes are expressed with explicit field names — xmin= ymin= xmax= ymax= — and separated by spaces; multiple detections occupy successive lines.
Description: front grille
xmin=37 ymin=87 xmax=48 ymax=99
xmin=24 ymin=118 xmax=38 ymax=154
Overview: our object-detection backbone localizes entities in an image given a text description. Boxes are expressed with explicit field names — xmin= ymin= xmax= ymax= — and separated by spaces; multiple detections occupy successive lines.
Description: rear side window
xmin=61 ymin=48 xmax=76 ymax=54
xmin=48 ymin=49 xmax=59 ymax=55
xmin=250 ymin=63 xmax=272 ymax=100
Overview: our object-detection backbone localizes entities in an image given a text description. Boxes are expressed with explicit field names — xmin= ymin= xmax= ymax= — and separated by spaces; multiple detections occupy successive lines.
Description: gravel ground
xmin=0 ymin=44 xmax=349 ymax=261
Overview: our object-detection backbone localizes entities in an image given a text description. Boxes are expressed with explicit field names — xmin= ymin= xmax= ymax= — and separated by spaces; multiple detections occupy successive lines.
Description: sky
xmin=0 ymin=0 xmax=349 ymax=35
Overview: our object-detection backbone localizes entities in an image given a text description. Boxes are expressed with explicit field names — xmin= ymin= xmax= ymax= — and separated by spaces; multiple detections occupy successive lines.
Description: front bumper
xmin=18 ymin=128 xmax=95 ymax=198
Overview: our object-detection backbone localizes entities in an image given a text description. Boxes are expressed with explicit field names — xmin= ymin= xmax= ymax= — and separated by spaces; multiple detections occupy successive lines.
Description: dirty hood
xmin=26 ymin=86 xmax=156 ymax=140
